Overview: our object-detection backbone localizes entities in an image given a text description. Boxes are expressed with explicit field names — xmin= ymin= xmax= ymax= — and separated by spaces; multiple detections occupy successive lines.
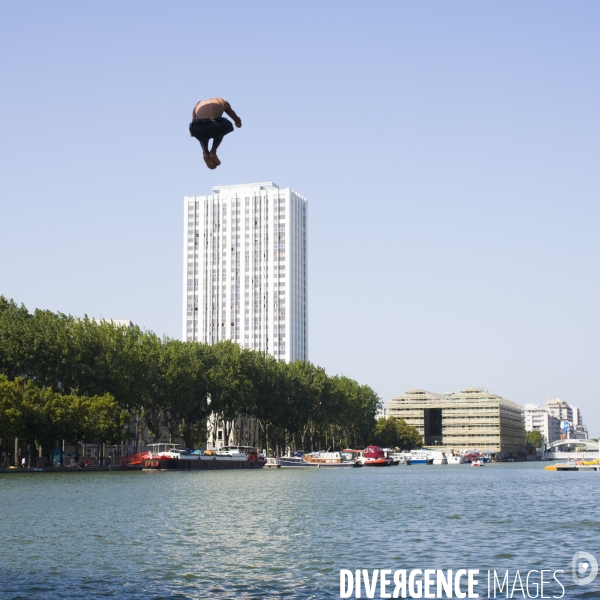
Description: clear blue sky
xmin=1 ymin=2 xmax=599 ymax=433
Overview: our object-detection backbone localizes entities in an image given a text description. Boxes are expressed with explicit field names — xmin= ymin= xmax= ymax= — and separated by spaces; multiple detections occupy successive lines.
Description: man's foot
xmin=203 ymin=154 xmax=217 ymax=170
xmin=209 ymin=152 xmax=221 ymax=166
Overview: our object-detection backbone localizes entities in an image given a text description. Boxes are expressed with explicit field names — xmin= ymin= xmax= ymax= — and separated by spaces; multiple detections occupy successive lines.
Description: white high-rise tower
xmin=183 ymin=182 xmax=307 ymax=362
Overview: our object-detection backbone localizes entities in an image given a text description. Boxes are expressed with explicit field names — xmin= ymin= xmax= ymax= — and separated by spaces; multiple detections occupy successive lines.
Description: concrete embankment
xmin=0 ymin=466 xmax=142 ymax=473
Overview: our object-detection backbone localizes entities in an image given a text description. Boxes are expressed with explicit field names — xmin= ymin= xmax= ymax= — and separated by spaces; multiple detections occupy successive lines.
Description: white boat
xmin=389 ymin=452 xmax=407 ymax=465
xmin=147 ymin=443 xmax=189 ymax=460
xmin=279 ymin=456 xmax=317 ymax=467
xmin=213 ymin=446 xmax=257 ymax=461
xmin=380 ymin=449 xmax=401 ymax=465
xmin=304 ymin=451 xmax=356 ymax=467
xmin=472 ymin=458 xmax=485 ymax=467
xmin=431 ymin=451 xmax=448 ymax=465
xmin=446 ymin=454 xmax=466 ymax=464
xmin=279 ymin=452 xmax=319 ymax=467
xmin=408 ymin=450 xmax=433 ymax=465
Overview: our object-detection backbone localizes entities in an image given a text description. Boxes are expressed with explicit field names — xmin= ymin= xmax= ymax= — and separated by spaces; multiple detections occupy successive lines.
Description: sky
xmin=1 ymin=2 xmax=599 ymax=433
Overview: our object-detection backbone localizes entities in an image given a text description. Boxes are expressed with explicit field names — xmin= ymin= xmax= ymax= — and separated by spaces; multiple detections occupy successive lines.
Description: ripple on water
xmin=1 ymin=464 xmax=599 ymax=598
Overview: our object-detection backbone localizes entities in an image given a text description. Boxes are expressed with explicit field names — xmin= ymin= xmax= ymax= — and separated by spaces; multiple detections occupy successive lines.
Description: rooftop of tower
xmin=212 ymin=182 xmax=279 ymax=192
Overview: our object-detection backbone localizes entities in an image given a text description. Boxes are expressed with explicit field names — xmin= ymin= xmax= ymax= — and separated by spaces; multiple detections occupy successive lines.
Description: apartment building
xmin=387 ymin=387 xmax=526 ymax=457
xmin=183 ymin=182 xmax=307 ymax=362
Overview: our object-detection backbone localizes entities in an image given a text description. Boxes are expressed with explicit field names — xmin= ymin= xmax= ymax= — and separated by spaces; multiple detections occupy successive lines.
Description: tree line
xmin=0 ymin=375 xmax=127 ymax=465
xmin=0 ymin=296 xmax=421 ymax=464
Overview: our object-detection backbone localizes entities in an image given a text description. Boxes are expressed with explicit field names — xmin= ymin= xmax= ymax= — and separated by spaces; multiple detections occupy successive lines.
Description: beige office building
xmin=387 ymin=387 xmax=526 ymax=457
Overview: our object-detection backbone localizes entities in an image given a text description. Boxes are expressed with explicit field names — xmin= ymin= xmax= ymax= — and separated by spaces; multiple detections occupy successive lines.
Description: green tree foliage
xmin=526 ymin=429 xmax=544 ymax=448
xmin=160 ymin=339 xmax=211 ymax=448
xmin=396 ymin=418 xmax=424 ymax=450
xmin=372 ymin=416 xmax=423 ymax=450
xmin=0 ymin=296 xmax=382 ymax=453
xmin=0 ymin=374 xmax=128 ymax=461
xmin=372 ymin=416 xmax=401 ymax=448
xmin=0 ymin=374 xmax=23 ymax=440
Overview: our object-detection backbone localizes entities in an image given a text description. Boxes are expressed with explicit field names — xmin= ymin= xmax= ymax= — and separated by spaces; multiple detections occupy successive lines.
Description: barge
xmin=133 ymin=444 xmax=266 ymax=471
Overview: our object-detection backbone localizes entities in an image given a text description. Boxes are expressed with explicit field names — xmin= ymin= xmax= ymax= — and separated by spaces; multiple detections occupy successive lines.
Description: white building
xmin=525 ymin=400 xmax=588 ymax=445
xmin=375 ymin=406 xmax=388 ymax=420
xmin=570 ymin=404 xmax=583 ymax=427
xmin=544 ymin=398 xmax=573 ymax=423
xmin=568 ymin=405 xmax=588 ymax=439
xmin=183 ymin=182 xmax=307 ymax=362
xmin=524 ymin=404 xmax=560 ymax=446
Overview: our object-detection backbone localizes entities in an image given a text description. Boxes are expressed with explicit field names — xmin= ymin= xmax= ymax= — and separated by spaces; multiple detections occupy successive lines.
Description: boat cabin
xmin=216 ymin=446 xmax=259 ymax=459
xmin=364 ymin=445 xmax=385 ymax=459
xmin=147 ymin=443 xmax=181 ymax=459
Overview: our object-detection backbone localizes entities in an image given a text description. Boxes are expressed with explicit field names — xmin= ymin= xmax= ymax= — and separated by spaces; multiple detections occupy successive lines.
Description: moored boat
xmin=472 ymin=458 xmax=484 ymax=467
xmin=359 ymin=446 xmax=392 ymax=467
xmin=139 ymin=444 xmax=266 ymax=470
xmin=446 ymin=453 xmax=466 ymax=465
xmin=280 ymin=452 xmax=318 ymax=467
xmin=389 ymin=452 xmax=407 ymax=465
xmin=125 ymin=451 xmax=151 ymax=466
xmin=431 ymin=451 xmax=448 ymax=465
xmin=382 ymin=448 xmax=401 ymax=465
xmin=408 ymin=450 xmax=433 ymax=465
xmin=342 ymin=449 xmax=365 ymax=467
xmin=303 ymin=451 xmax=357 ymax=467
xmin=214 ymin=445 xmax=258 ymax=461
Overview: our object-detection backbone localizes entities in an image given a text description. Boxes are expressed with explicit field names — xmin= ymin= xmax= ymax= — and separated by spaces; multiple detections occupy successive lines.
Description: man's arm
xmin=191 ymin=102 xmax=199 ymax=135
xmin=223 ymin=101 xmax=242 ymax=127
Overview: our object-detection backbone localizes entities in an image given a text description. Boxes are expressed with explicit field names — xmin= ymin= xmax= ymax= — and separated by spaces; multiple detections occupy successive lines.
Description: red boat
xmin=361 ymin=445 xmax=392 ymax=467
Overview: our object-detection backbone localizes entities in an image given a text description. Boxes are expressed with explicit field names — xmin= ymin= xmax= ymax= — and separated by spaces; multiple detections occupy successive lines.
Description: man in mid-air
xmin=189 ymin=97 xmax=242 ymax=170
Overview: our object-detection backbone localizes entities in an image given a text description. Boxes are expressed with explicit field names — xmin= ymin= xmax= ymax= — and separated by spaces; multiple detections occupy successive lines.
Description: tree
xmin=373 ymin=417 xmax=402 ymax=448
xmin=85 ymin=393 xmax=129 ymax=464
xmin=160 ymin=339 xmax=211 ymax=448
xmin=0 ymin=374 xmax=24 ymax=443
xmin=207 ymin=341 xmax=253 ymax=446
xmin=243 ymin=351 xmax=281 ymax=451
xmin=372 ymin=416 xmax=422 ymax=450
xmin=1 ymin=296 xmax=387 ymax=457
xmin=395 ymin=418 xmax=423 ymax=450
xmin=526 ymin=430 xmax=544 ymax=448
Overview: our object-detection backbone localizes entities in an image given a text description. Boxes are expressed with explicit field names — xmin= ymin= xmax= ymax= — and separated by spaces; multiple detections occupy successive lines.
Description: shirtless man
xmin=189 ymin=98 xmax=242 ymax=170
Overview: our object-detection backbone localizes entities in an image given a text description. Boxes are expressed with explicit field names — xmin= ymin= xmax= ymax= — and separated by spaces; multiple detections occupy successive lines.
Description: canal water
xmin=1 ymin=462 xmax=598 ymax=599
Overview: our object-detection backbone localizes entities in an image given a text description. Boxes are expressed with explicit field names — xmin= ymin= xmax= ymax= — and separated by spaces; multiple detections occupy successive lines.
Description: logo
xmin=572 ymin=552 xmax=598 ymax=586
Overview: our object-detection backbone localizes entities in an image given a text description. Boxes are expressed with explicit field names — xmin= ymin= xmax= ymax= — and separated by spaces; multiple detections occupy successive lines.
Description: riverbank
xmin=0 ymin=465 xmax=142 ymax=473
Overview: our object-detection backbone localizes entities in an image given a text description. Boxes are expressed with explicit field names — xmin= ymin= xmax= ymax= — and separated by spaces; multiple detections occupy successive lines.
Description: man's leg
xmin=198 ymin=138 xmax=217 ymax=169
xmin=210 ymin=137 xmax=224 ymax=165
xmin=199 ymin=138 xmax=210 ymax=155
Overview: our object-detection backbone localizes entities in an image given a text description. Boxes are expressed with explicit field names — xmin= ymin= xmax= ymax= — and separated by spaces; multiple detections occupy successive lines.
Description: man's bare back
xmin=189 ymin=97 xmax=242 ymax=170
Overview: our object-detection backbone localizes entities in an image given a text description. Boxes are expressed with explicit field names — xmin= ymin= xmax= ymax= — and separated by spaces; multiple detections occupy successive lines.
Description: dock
xmin=546 ymin=463 xmax=600 ymax=472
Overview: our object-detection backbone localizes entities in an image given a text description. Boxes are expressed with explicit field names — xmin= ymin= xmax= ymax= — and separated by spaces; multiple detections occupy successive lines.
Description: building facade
xmin=544 ymin=398 xmax=573 ymax=423
xmin=524 ymin=404 xmax=560 ymax=446
xmin=387 ymin=387 xmax=526 ymax=457
xmin=183 ymin=182 xmax=307 ymax=362
xmin=183 ymin=182 xmax=307 ymax=449
xmin=570 ymin=404 xmax=583 ymax=427
xmin=542 ymin=398 xmax=588 ymax=440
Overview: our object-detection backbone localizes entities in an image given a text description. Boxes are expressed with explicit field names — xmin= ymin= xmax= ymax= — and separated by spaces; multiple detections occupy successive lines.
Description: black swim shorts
xmin=189 ymin=117 xmax=234 ymax=141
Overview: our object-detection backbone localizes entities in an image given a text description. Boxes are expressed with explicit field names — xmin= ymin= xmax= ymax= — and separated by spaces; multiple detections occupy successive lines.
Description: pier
xmin=546 ymin=463 xmax=600 ymax=472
